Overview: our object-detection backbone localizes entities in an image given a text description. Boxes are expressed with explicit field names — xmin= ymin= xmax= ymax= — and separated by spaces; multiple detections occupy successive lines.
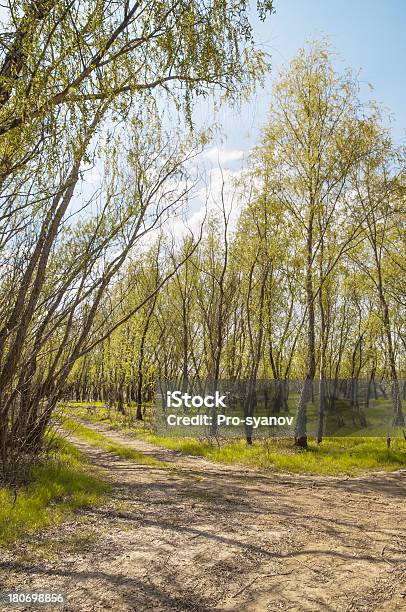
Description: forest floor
xmin=0 ymin=420 xmax=405 ymax=612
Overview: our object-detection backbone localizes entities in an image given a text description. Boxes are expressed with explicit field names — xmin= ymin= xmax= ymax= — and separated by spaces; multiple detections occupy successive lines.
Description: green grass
xmin=62 ymin=403 xmax=150 ymax=432
xmin=140 ymin=434 xmax=406 ymax=476
xmin=62 ymin=417 xmax=168 ymax=468
xmin=66 ymin=401 xmax=105 ymax=408
xmin=0 ymin=438 xmax=108 ymax=547
xmin=62 ymin=403 xmax=406 ymax=476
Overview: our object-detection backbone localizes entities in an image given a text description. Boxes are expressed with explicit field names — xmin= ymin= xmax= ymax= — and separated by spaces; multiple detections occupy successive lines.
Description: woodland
xmin=0 ymin=0 xmax=405 ymax=484
xmin=0 ymin=4 xmax=405 ymax=610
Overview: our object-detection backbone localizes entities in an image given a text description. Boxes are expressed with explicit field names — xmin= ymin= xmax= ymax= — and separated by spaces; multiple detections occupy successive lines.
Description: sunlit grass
xmin=141 ymin=434 xmax=406 ymax=476
xmin=62 ymin=403 xmax=406 ymax=476
xmin=62 ymin=417 xmax=168 ymax=468
xmin=0 ymin=438 xmax=108 ymax=547
xmin=62 ymin=403 xmax=149 ymax=432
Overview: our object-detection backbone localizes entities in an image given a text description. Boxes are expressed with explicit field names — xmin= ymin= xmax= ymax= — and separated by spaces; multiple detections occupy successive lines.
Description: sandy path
xmin=0 ymin=421 xmax=405 ymax=611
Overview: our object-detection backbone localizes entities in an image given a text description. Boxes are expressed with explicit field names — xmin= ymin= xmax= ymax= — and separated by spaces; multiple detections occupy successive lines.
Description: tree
xmin=252 ymin=42 xmax=386 ymax=447
xmin=351 ymin=135 xmax=405 ymax=426
xmin=0 ymin=0 xmax=274 ymax=476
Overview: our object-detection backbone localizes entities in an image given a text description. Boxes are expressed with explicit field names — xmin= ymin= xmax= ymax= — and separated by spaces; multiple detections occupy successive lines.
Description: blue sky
xmin=199 ymin=0 xmax=406 ymax=155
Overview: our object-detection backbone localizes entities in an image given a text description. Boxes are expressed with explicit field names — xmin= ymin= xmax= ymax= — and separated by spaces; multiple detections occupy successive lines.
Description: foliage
xmin=69 ymin=43 xmax=405 ymax=444
xmin=0 ymin=0 xmax=273 ymax=473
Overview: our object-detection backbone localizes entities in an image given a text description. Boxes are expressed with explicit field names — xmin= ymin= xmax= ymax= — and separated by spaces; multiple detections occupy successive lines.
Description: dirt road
xmin=1 ymin=422 xmax=405 ymax=611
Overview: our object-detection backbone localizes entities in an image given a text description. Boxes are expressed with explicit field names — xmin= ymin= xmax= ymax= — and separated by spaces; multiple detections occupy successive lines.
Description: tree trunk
xmin=295 ymin=216 xmax=315 ymax=448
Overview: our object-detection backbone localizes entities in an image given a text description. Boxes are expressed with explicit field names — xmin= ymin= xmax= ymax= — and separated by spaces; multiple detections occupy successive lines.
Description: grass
xmin=62 ymin=417 xmax=168 ymax=468
xmin=140 ymin=434 xmax=406 ymax=476
xmin=0 ymin=438 xmax=108 ymax=547
xmin=62 ymin=403 xmax=406 ymax=476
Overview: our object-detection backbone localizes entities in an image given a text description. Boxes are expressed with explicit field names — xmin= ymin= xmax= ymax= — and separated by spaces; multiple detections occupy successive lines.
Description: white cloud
xmin=164 ymin=165 xmax=247 ymax=243
xmin=204 ymin=146 xmax=245 ymax=165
